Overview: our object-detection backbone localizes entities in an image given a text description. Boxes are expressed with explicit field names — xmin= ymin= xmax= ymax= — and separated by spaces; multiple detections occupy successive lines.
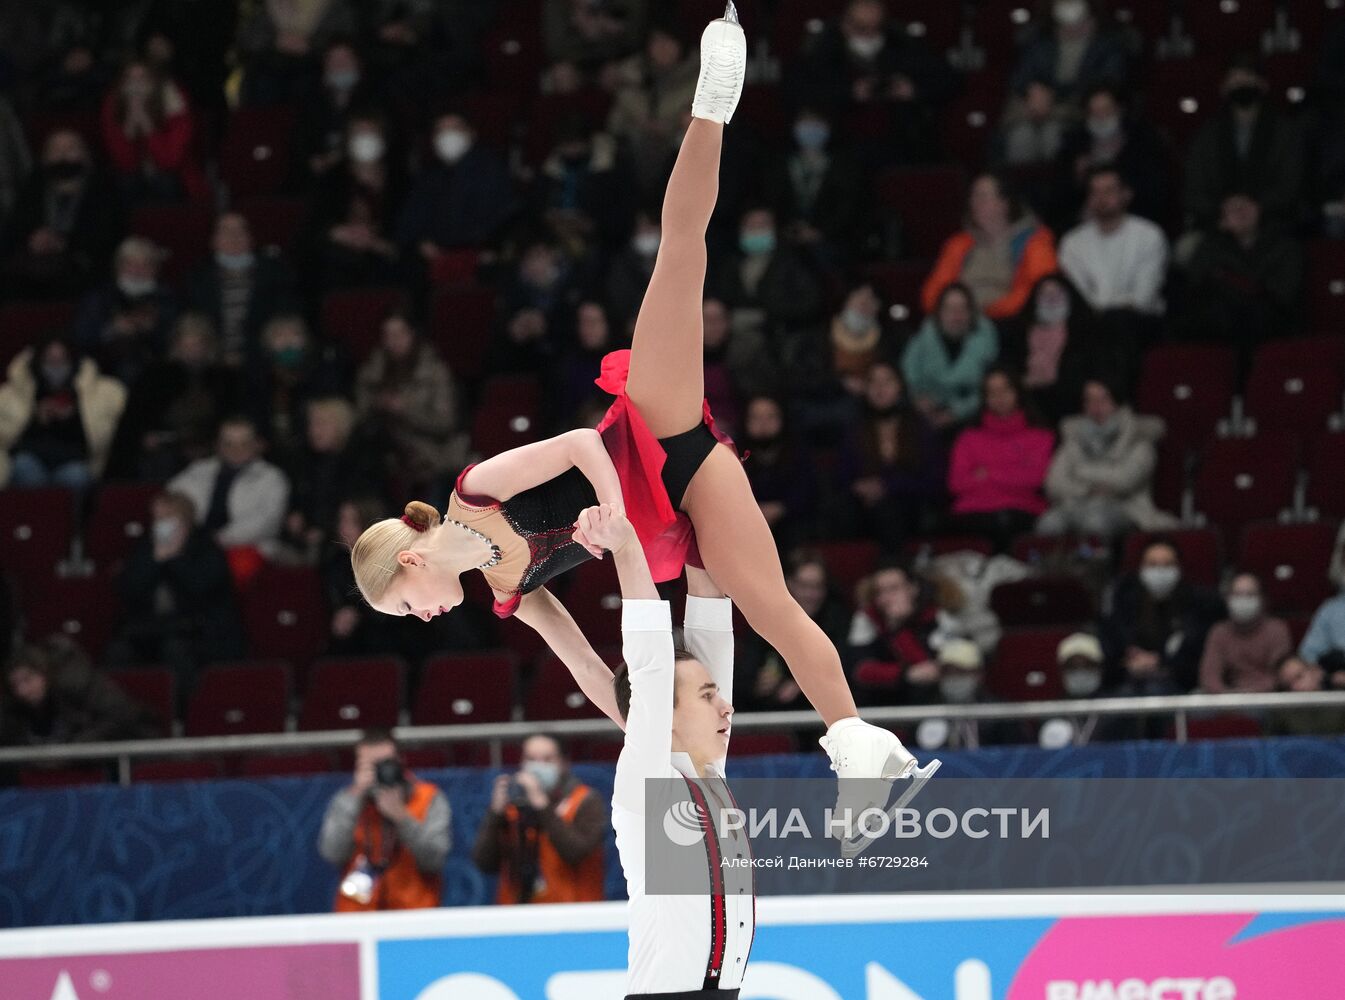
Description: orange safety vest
xmin=497 ymin=783 xmax=605 ymax=904
xmin=334 ymin=778 xmax=443 ymax=912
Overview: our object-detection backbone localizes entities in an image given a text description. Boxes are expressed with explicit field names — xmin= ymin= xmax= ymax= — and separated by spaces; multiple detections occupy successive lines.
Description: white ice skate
xmin=691 ymin=3 xmax=748 ymax=124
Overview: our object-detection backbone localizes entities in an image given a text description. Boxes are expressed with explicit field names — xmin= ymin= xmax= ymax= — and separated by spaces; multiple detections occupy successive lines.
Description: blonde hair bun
xmin=402 ymin=500 xmax=440 ymax=532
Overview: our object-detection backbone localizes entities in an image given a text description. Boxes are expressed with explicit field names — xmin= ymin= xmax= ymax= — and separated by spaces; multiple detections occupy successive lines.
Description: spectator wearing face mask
xmin=0 ymin=335 xmax=126 ymax=491
xmin=307 ymin=109 xmax=406 ymax=291
xmin=846 ymin=562 xmax=939 ymax=707
xmin=763 ymin=107 xmax=863 ymax=269
xmin=824 ymin=284 xmax=892 ymax=398
xmin=112 ymin=490 xmax=245 ymax=708
xmin=1058 ymin=166 xmax=1169 ymax=317
xmin=697 ymin=297 xmax=779 ymax=436
xmin=168 ymin=415 xmax=290 ymax=558
xmin=542 ymin=0 xmax=649 ymax=67
xmin=1010 ymin=0 xmax=1130 ymax=106
xmin=1038 ymin=379 xmax=1178 ymax=539
xmin=1198 ymin=572 xmax=1292 ymax=695
xmin=246 ymin=313 xmax=349 ymax=462
xmin=106 ymin=313 xmax=242 ymax=481
xmin=1037 ymin=632 xmax=1113 ymax=749
xmin=740 ymin=395 xmax=817 ymax=550
xmin=838 ymin=361 xmax=945 ymax=550
xmin=281 ymin=396 xmax=381 ymax=562
xmin=1300 ymin=588 xmax=1345 ymax=676
xmin=739 ymin=549 xmax=852 ymax=710
xmin=75 ymin=236 xmax=178 ymax=386
xmin=187 ymin=213 xmax=298 ymax=369
xmin=902 ymin=283 xmax=1000 ymax=431
xmin=473 ymin=734 xmax=607 ymax=905
xmin=236 ymin=0 xmax=358 ymax=106
xmin=994 ymin=76 xmax=1075 ymax=168
xmin=1 ymin=128 xmax=122 ymax=299
xmin=921 ymin=173 xmax=1058 ymax=322
xmin=295 ymin=39 xmax=372 ymax=182
xmin=1184 ymin=54 xmax=1306 ymax=235
xmin=947 ymin=367 xmax=1055 ymax=553
xmin=606 ymin=25 xmax=699 ymax=196
xmin=1053 ymin=84 xmax=1172 ymax=228
xmin=100 ymin=59 xmax=208 ymax=203
xmin=534 ymin=116 xmax=638 ymax=258
xmin=397 ymin=111 xmax=518 ymax=266
xmin=1268 ymin=654 xmax=1345 ymax=736
xmin=552 ymin=301 xmax=616 ymax=428
xmin=502 ymin=241 xmax=580 ymax=334
xmin=915 ymin=639 xmax=1027 ymax=749
xmin=711 ymin=206 xmax=825 ymax=339
xmin=605 ymin=212 xmax=662 ymax=331
xmin=1100 ymin=540 xmax=1224 ymax=704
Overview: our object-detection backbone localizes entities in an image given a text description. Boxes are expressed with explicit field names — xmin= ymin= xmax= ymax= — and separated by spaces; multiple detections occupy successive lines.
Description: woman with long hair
xmin=350 ymin=5 xmax=930 ymax=799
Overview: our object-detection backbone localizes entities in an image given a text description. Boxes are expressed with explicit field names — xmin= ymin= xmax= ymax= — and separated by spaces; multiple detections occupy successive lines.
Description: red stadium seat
xmin=1137 ymin=344 xmax=1237 ymax=450
xmin=1150 ymin=440 xmax=1189 ymax=519
xmin=219 ymin=106 xmax=295 ymax=197
xmin=321 ymin=286 xmax=407 ymax=361
xmin=813 ymin=540 xmax=880 ymax=600
xmin=1143 ymin=56 xmax=1225 ymax=150
xmin=239 ymin=753 xmax=337 ymax=777
xmin=989 ymin=577 xmax=1094 ymax=627
xmin=1172 ymin=714 xmax=1264 ymax=741
xmin=990 ymin=627 xmax=1072 ymax=702
xmin=939 ymin=93 xmax=995 ymax=170
xmin=131 ymin=760 xmax=223 ymax=783
xmin=1306 ymin=431 xmax=1345 ymax=518
xmin=1182 ymin=0 xmax=1275 ymax=51
xmin=472 ymin=374 xmax=542 ymax=455
xmin=19 ymin=767 xmax=108 ymax=788
xmin=185 ymin=660 xmax=291 ymax=737
xmin=524 ymin=653 xmax=608 ymax=721
xmin=1193 ymin=434 xmax=1300 ymax=539
xmin=430 ymin=285 xmax=497 ymax=380
xmin=413 ymin=651 xmax=517 ymax=725
xmin=875 ymin=165 xmax=968 ymax=260
xmin=0 ymin=300 xmax=76 ymax=367
xmin=770 ymin=0 xmax=846 ymax=60
xmin=562 ymin=557 xmax=623 ymax=650
xmin=1244 ymin=357 xmax=1344 ymax=439
xmin=733 ymin=83 xmax=791 ymax=143
xmin=865 ymin=259 xmax=932 ymax=321
xmin=0 ymin=487 xmax=75 ymax=577
xmin=1122 ymin=528 xmax=1224 ymax=587
xmin=1253 ymin=334 xmax=1345 ymax=371
xmin=22 ymin=109 xmax=100 ymax=152
xmin=21 ymin=575 xmax=122 ymax=659
xmin=483 ymin=11 xmax=546 ymax=93
xmin=233 ymin=195 xmax=308 ymax=253
xmin=901 ymin=0 xmax=966 ymax=50
xmin=86 ymin=482 xmax=160 ymax=566
xmin=106 ymin=667 xmax=175 ymax=733
xmin=1236 ymin=520 xmax=1339 ymax=613
xmin=461 ymin=93 xmax=523 ymax=150
xmin=1307 ymin=239 xmax=1345 ymax=331
xmin=1009 ymin=534 xmax=1098 ymax=568
xmin=299 ymin=656 xmax=405 ymax=732
xmin=128 ymin=202 xmax=214 ymax=285
xmin=239 ymin=565 xmax=329 ymax=674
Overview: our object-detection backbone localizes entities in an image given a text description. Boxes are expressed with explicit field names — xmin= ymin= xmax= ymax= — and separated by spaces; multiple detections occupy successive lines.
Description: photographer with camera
xmin=318 ymin=728 xmax=451 ymax=912
xmin=471 ymin=733 xmax=607 ymax=904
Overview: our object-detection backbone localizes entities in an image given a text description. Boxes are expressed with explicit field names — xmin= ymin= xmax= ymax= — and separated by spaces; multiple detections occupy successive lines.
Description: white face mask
xmin=118 ymin=275 xmax=156 ymax=298
xmin=348 ymin=133 xmax=385 ymax=164
xmin=633 ymin=231 xmax=661 ymax=257
xmin=847 ymin=34 xmax=885 ymax=59
xmin=939 ymin=673 xmax=979 ymax=704
xmin=1054 ymin=0 xmax=1089 ymax=26
xmin=523 ymin=760 xmax=560 ymax=792
xmin=152 ymin=518 xmax=180 ymax=544
xmin=1036 ymin=299 xmax=1069 ymax=325
xmin=1087 ymin=115 xmax=1121 ymax=140
xmin=1140 ymin=565 xmax=1181 ymax=600
xmin=1227 ymin=594 xmax=1262 ymax=625
xmin=1063 ymin=668 xmax=1102 ymax=697
xmin=434 ymin=129 xmax=471 ymax=164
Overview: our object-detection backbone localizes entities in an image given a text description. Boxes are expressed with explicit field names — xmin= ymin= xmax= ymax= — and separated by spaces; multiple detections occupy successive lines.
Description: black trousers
xmin=626 ymin=991 xmax=739 ymax=999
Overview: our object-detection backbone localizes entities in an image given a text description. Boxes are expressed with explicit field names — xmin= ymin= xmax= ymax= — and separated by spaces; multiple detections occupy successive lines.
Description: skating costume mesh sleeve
xmin=448 ymin=465 xmax=598 ymax=618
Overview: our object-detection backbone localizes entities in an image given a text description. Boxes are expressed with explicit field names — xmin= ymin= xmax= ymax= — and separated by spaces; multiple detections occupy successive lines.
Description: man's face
xmin=1141 ymin=544 xmax=1180 ymax=572
xmin=872 ymin=568 xmax=915 ymax=624
xmin=217 ymin=423 xmax=259 ymax=468
xmin=1220 ymin=195 xmax=1260 ymax=240
xmin=745 ymin=398 xmax=783 ymax=441
xmin=356 ymin=740 xmax=398 ymax=776
xmin=8 ymin=666 xmax=47 ymax=707
xmin=787 ymin=563 xmax=827 ymax=618
xmin=118 ymin=249 xmax=158 ymax=285
xmin=843 ymin=0 xmax=885 ymax=42
xmin=214 ymin=214 xmax=252 ymax=256
xmin=522 ymin=735 xmax=563 ymax=769
xmin=1086 ymin=173 xmax=1128 ymax=221
xmin=670 ymin=659 xmax=733 ymax=763
xmin=43 ymin=130 xmax=88 ymax=170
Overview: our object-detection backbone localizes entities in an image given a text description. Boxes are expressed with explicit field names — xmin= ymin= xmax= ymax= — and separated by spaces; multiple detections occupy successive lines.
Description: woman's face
xmin=984 ymin=373 xmax=1019 ymax=417
xmin=865 ymin=364 xmax=903 ymax=410
xmin=7 ymin=666 xmax=47 ymax=707
xmin=1036 ymin=280 xmax=1068 ymax=315
xmin=1082 ymin=381 xmax=1116 ymax=423
xmin=969 ymin=176 xmax=1010 ymax=232
xmin=381 ymin=317 xmax=415 ymax=359
xmin=937 ymin=291 xmax=973 ymax=338
xmin=337 ymin=504 xmax=363 ymax=547
xmin=122 ymin=63 xmax=154 ymax=99
xmin=266 ymin=319 xmax=307 ymax=354
xmin=41 ymin=341 xmax=72 ymax=370
xmin=787 ymin=562 xmax=828 ymax=617
xmin=872 ymin=569 xmax=916 ymax=625
xmin=373 ymin=551 xmax=464 ymax=622
xmin=576 ymin=303 xmax=609 ymax=350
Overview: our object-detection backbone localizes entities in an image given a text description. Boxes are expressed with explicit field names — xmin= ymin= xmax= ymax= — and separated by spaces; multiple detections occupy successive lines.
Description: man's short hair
xmin=523 ymin=732 xmax=569 ymax=759
xmin=613 ymin=649 xmax=698 ymax=721
xmin=357 ymin=727 xmax=397 ymax=750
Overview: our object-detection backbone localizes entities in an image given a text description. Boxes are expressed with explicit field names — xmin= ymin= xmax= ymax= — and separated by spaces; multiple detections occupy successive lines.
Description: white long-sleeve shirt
xmin=1058 ymin=214 xmax=1169 ymax=315
xmin=612 ymin=598 xmax=755 ymax=995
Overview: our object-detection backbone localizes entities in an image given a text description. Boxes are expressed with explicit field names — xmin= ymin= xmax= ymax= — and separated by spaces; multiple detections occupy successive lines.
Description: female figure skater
xmin=351 ymin=5 xmax=937 ymax=812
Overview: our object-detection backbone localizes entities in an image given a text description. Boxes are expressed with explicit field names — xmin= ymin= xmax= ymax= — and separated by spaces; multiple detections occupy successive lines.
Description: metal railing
xmin=2 ymin=690 xmax=1343 ymax=786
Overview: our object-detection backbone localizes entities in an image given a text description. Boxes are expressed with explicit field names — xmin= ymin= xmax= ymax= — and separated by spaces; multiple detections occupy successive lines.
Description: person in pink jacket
xmin=947 ymin=366 xmax=1055 ymax=552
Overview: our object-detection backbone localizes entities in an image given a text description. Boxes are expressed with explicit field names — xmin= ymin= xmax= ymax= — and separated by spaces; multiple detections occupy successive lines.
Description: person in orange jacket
xmin=319 ymin=728 xmax=450 ymax=912
xmin=472 ymin=733 xmax=608 ymax=904
xmin=920 ymin=172 xmax=1057 ymax=321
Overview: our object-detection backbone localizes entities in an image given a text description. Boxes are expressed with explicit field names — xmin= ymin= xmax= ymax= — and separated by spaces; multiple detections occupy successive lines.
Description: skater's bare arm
xmin=461 ymin=428 xmax=623 ymax=508
xmin=515 ymin=587 xmax=622 ymax=727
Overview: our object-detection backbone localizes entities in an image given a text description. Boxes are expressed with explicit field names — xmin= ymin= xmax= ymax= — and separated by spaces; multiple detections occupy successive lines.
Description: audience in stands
xmin=763 ymin=106 xmax=864 ymax=270
xmin=186 ymin=213 xmax=297 ymax=368
xmin=246 ymin=312 xmax=350 ymax=460
xmin=319 ymin=727 xmax=450 ymax=911
xmin=542 ymin=0 xmax=648 ymax=67
xmin=698 ymin=296 xmax=778 ymax=435
xmin=1038 ymin=379 xmax=1177 ymax=539
xmin=915 ymin=638 xmax=1026 ymax=749
xmin=1301 ymin=590 xmax=1345 ymax=674
xmin=354 ymin=309 xmax=465 ymax=509
xmin=606 ymin=24 xmax=699 ymax=196
xmin=947 ymin=367 xmax=1055 ymax=552
xmin=294 ymin=38 xmax=374 ymax=184
xmin=847 ymin=561 xmax=938 ymax=707
xmin=1183 ymin=54 xmax=1305 ymax=235
xmin=75 ymin=236 xmax=178 ymax=386
xmin=994 ymin=77 xmax=1074 ymax=169
xmin=1271 ymin=653 xmax=1345 ymax=736
xmin=1038 ymin=631 xmax=1111 ymax=748
xmin=902 ymin=283 xmax=999 ymax=429
xmin=0 ymin=334 xmax=126 ymax=491
xmin=740 ymin=395 xmax=816 ymax=551
xmin=1100 ymin=539 xmax=1224 ymax=711
xmin=472 ymin=733 xmax=607 ymax=904
xmin=168 ymin=415 xmax=290 ymax=557
xmin=712 ymin=205 xmax=826 ymax=340
xmin=111 ymin=489 xmax=244 ymax=707
xmin=740 ymin=550 xmax=851 ymax=711
xmin=1010 ymin=0 xmax=1130 ymax=106
xmin=821 ymin=283 xmax=893 ymax=399
xmin=236 ymin=0 xmax=357 ymax=106
xmin=1198 ymin=572 xmax=1292 ymax=695
xmin=281 ymin=397 xmax=381 ymax=561
xmin=99 ymin=59 xmax=208 ymax=203
xmin=605 ymin=211 xmax=660 ymax=331
xmin=921 ymin=172 xmax=1058 ymax=321
xmin=1 ymin=637 xmax=160 ymax=747
xmin=533 ymin=117 xmax=637 ymax=256
xmin=1058 ymin=166 xmax=1168 ymax=317
xmin=1 ymin=128 xmax=122 ymax=299
xmin=838 ymin=361 xmax=945 ymax=550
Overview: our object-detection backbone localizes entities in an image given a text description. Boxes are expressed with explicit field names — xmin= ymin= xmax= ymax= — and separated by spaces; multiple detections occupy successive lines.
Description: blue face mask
xmin=740 ymin=231 xmax=776 ymax=256
xmin=523 ymin=760 xmax=560 ymax=792
xmin=793 ymin=121 xmax=830 ymax=151
xmin=216 ymin=251 xmax=255 ymax=272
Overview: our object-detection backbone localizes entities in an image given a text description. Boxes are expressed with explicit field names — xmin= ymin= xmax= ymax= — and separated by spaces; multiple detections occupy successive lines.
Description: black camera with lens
xmin=507 ymin=778 xmax=533 ymax=810
xmin=374 ymin=757 xmax=406 ymax=789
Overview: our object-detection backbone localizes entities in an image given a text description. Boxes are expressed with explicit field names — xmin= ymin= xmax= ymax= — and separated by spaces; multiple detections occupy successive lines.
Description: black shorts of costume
xmin=658 ymin=423 xmax=719 ymax=509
